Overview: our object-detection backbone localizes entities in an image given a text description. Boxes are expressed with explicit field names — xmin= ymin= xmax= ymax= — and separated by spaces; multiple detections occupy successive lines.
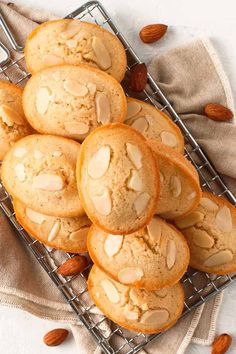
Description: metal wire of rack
xmin=0 ymin=1 xmax=236 ymax=353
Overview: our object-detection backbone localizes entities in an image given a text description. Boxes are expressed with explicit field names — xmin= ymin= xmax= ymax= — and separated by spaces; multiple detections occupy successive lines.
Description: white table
xmin=1 ymin=0 xmax=236 ymax=353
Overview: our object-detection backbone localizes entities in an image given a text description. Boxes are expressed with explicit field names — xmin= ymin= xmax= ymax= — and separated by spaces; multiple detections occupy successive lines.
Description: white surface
xmin=1 ymin=0 xmax=236 ymax=353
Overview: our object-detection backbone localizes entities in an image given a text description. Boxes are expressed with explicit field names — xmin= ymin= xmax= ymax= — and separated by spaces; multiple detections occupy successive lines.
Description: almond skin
xmin=129 ymin=63 xmax=147 ymax=92
xmin=212 ymin=333 xmax=232 ymax=354
xmin=205 ymin=103 xmax=233 ymax=122
xmin=139 ymin=24 xmax=168 ymax=43
xmin=57 ymin=255 xmax=88 ymax=276
xmin=43 ymin=328 xmax=69 ymax=346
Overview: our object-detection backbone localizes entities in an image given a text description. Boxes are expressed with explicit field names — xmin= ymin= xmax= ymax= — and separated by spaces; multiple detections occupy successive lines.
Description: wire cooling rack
xmin=0 ymin=1 xmax=236 ymax=353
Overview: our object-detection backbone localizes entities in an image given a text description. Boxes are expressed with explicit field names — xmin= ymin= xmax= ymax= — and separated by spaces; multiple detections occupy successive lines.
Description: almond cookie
xmin=88 ymin=265 xmax=185 ymax=334
xmin=1 ymin=134 xmax=84 ymax=217
xmin=23 ymin=65 xmax=127 ymax=142
xmin=175 ymin=192 xmax=236 ymax=274
xmin=77 ymin=124 xmax=159 ymax=234
xmin=24 ymin=19 xmax=127 ymax=82
xmin=87 ymin=217 xmax=190 ymax=290
xmin=13 ymin=199 xmax=90 ymax=253
xmin=147 ymin=140 xmax=201 ymax=219
xmin=0 ymin=80 xmax=32 ymax=160
xmin=125 ymin=98 xmax=184 ymax=153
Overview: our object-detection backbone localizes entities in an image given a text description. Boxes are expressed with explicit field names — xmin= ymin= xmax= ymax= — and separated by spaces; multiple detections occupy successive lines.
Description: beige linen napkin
xmin=0 ymin=2 xmax=235 ymax=353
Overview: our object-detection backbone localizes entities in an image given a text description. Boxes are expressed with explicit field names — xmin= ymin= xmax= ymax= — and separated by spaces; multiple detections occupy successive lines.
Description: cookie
xmin=24 ymin=19 xmax=127 ymax=82
xmin=87 ymin=216 xmax=190 ymax=290
xmin=1 ymin=134 xmax=84 ymax=217
xmin=88 ymin=265 xmax=185 ymax=334
xmin=125 ymin=98 xmax=184 ymax=153
xmin=0 ymin=80 xmax=32 ymax=160
xmin=13 ymin=199 xmax=90 ymax=253
xmin=77 ymin=123 xmax=159 ymax=234
xmin=175 ymin=192 xmax=236 ymax=274
xmin=23 ymin=64 xmax=127 ymax=142
xmin=147 ymin=140 xmax=201 ymax=219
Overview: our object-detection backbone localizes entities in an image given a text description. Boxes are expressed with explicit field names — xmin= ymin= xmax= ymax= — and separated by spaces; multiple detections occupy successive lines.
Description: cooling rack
xmin=0 ymin=1 xmax=236 ymax=353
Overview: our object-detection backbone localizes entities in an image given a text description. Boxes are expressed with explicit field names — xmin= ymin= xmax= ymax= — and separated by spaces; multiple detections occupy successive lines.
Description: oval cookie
xmin=125 ymin=98 xmax=184 ymax=153
xmin=13 ymin=199 xmax=90 ymax=253
xmin=0 ymin=80 xmax=32 ymax=160
xmin=1 ymin=134 xmax=83 ymax=217
xmin=77 ymin=123 xmax=159 ymax=234
xmin=147 ymin=140 xmax=201 ymax=219
xmin=24 ymin=19 xmax=127 ymax=82
xmin=175 ymin=192 xmax=236 ymax=274
xmin=23 ymin=64 xmax=127 ymax=141
xmin=87 ymin=216 xmax=190 ymax=290
xmin=88 ymin=265 xmax=185 ymax=334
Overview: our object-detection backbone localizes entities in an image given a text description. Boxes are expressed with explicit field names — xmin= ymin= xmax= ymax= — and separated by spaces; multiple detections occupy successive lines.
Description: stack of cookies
xmin=0 ymin=19 xmax=236 ymax=335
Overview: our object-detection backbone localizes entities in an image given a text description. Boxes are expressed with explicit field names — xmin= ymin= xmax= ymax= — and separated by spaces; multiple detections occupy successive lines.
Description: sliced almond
xmin=187 ymin=191 xmax=197 ymax=200
xmin=147 ymin=217 xmax=162 ymax=243
xmin=175 ymin=211 xmax=204 ymax=229
xmin=141 ymin=303 xmax=149 ymax=311
xmin=193 ymin=230 xmax=215 ymax=248
xmin=32 ymin=174 xmax=64 ymax=191
xmin=146 ymin=115 xmax=153 ymax=126
xmin=64 ymin=121 xmax=89 ymax=135
xmin=101 ymin=279 xmax=120 ymax=303
xmin=170 ymin=176 xmax=181 ymax=197
xmin=92 ymin=36 xmax=112 ymax=70
xmin=88 ymin=146 xmax=110 ymax=179
xmin=26 ymin=208 xmax=46 ymax=225
xmin=126 ymin=101 xmax=142 ymax=119
xmin=14 ymin=147 xmax=27 ymax=158
xmin=36 ymin=87 xmax=51 ymax=115
xmin=118 ymin=267 xmax=144 ymax=284
xmin=160 ymin=131 xmax=178 ymax=148
xmin=95 ymin=92 xmax=111 ymax=124
xmin=91 ymin=188 xmax=112 ymax=216
xmin=215 ymin=206 xmax=232 ymax=233
xmin=42 ymin=54 xmax=64 ymax=66
xmin=52 ymin=151 xmax=62 ymax=157
xmin=60 ymin=21 xmax=81 ymax=39
xmin=34 ymin=150 xmax=44 ymax=159
xmin=200 ymin=197 xmax=218 ymax=211
xmin=87 ymin=83 xmax=97 ymax=95
xmin=155 ymin=289 xmax=168 ymax=298
xmin=134 ymin=192 xmax=151 ymax=216
xmin=204 ymin=250 xmax=233 ymax=267
xmin=131 ymin=117 xmax=148 ymax=133
xmin=104 ymin=234 xmax=123 ymax=257
xmin=123 ymin=305 xmax=140 ymax=320
xmin=166 ymin=239 xmax=176 ymax=269
xmin=15 ymin=163 xmax=26 ymax=182
xmin=126 ymin=143 xmax=142 ymax=169
xmin=0 ymin=105 xmax=24 ymax=126
xmin=66 ymin=38 xmax=78 ymax=48
xmin=127 ymin=169 xmax=142 ymax=191
xmin=48 ymin=221 xmax=61 ymax=242
xmin=63 ymin=80 xmax=88 ymax=97
xmin=69 ymin=227 xmax=90 ymax=241
xmin=140 ymin=309 xmax=169 ymax=326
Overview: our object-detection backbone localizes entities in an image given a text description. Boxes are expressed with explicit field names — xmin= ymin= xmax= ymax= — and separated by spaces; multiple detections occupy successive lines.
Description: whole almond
xmin=43 ymin=328 xmax=69 ymax=346
xmin=58 ymin=255 xmax=88 ymax=276
xmin=129 ymin=63 xmax=147 ymax=92
xmin=205 ymin=103 xmax=233 ymax=122
xmin=212 ymin=333 xmax=232 ymax=354
xmin=139 ymin=24 xmax=168 ymax=43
